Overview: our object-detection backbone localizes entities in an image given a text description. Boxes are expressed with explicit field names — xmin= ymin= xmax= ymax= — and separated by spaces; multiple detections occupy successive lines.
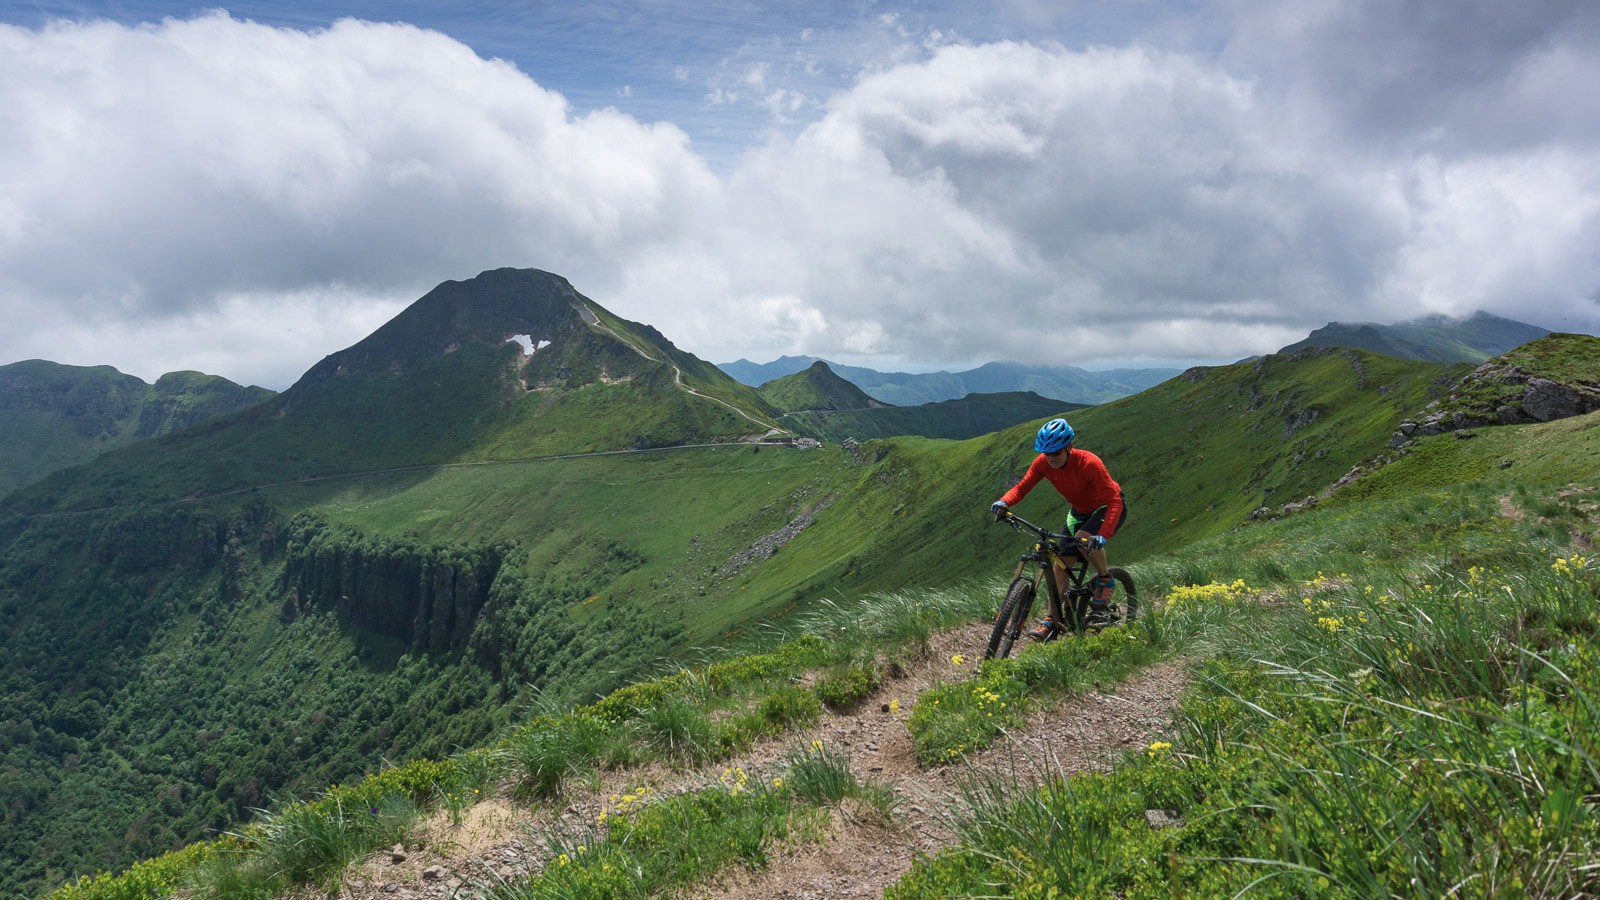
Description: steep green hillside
xmin=0 ymin=319 xmax=1464 ymax=892
xmin=0 ymin=361 xmax=273 ymax=498
xmin=782 ymin=391 xmax=1078 ymax=443
xmin=758 ymin=361 xmax=884 ymax=413
xmin=1279 ymin=310 xmax=1548 ymax=362
xmin=1021 ymin=347 xmax=1467 ymax=554
xmin=54 ymin=404 xmax=1600 ymax=899
xmin=893 ymin=411 xmax=1600 ymax=898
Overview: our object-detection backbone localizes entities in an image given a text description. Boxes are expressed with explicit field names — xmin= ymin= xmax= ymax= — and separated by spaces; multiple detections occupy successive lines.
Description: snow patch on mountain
xmin=507 ymin=334 xmax=550 ymax=356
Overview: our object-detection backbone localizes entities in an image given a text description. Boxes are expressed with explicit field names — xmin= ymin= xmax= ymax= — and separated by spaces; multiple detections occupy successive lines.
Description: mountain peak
xmin=287 ymin=268 xmax=593 ymax=395
xmin=758 ymin=360 xmax=886 ymax=413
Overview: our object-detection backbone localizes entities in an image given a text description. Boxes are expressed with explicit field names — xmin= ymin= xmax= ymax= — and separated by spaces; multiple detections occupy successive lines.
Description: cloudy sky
xmin=2 ymin=0 xmax=1598 ymax=388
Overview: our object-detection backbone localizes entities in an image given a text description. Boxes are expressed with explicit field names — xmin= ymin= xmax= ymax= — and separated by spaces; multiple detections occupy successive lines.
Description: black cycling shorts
xmin=1071 ymin=492 xmax=1128 ymax=539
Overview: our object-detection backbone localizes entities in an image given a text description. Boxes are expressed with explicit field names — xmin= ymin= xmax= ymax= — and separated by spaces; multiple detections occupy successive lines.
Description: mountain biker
xmin=990 ymin=418 xmax=1127 ymax=636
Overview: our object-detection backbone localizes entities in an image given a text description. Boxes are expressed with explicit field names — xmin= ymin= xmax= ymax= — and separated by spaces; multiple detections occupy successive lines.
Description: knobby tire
xmin=1066 ymin=566 xmax=1140 ymax=632
xmin=1110 ymin=566 xmax=1139 ymax=624
xmin=985 ymin=577 xmax=1035 ymax=660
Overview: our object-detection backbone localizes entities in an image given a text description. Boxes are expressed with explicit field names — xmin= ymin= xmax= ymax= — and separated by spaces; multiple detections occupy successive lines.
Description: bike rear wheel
xmin=985 ymin=576 xmax=1036 ymax=660
xmin=1111 ymin=566 xmax=1139 ymax=624
xmin=1065 ymin=566 xmax=1139 ymax=631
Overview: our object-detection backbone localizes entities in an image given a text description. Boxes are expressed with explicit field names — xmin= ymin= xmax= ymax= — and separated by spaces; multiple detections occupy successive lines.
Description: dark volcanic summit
xmin=290 ymin=268 xmax=588 ymax=392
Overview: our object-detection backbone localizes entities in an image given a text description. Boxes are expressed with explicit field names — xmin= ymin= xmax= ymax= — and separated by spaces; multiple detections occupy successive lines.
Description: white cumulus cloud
xmin=0 ymin=12 xmax=716 ymax=384
xmin=2 ymin=5 xmax=1598 ymax=387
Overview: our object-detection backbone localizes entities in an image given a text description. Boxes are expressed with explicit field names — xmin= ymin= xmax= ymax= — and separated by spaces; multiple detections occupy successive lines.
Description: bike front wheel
xmin=985 ymin=576 xmax=1036 ymax=660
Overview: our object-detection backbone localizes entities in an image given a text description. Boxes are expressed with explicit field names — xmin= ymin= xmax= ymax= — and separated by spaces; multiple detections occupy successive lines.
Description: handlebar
xmin=994 ymin=509 xmax=1082 ymax=546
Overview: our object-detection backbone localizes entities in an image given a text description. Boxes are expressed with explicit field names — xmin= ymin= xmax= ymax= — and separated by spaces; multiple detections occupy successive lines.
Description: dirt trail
xmin=324 ymin=622 xmax=1190 ymax=899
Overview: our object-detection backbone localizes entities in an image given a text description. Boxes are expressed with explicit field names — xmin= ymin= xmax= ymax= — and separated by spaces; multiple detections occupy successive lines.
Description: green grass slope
xmin=0 ymin=360 xmax=272 ymax=498
xmin=781 ymin=391 xmax=1079 ymax=443
xmin=54 ymin=403 xmax=1600 ymax=899
xmin=1007 ymin=347 xmax=1466 ymax=554
xmin=0 ymin=328 xmax=1460 ymax=893
xmin=894 ymin=410 xmax=1600 ymax=897
xmin=758 ymin=361 xmax=884 ymax=414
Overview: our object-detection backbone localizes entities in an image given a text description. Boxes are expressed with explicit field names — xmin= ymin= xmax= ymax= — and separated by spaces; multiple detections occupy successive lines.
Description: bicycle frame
xmin=1006 ymin=512 xmax=1097 ymax=627
xmin=987 ymin=510 xmax=1138 ymax=660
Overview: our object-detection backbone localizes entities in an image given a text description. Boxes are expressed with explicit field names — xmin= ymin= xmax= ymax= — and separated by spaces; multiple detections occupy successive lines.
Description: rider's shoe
xmin=1093 ymin=575 xmax=1116 ymax=604
xmin=1026 ymin=619 xmax=1058 ymax=641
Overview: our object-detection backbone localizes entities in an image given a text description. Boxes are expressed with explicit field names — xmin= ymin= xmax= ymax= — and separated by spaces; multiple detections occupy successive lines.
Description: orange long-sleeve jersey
xmin=999 ymin=449 xmax=1125 ymax=537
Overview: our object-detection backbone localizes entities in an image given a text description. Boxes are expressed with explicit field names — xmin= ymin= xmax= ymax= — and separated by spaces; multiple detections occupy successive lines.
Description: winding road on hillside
xmin=571 ymin=298 xmax=783 ymax=434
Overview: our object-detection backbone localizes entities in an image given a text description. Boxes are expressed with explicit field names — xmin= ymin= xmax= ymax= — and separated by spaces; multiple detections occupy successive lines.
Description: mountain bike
xmin=984 ymin=509 xmax=1138 ymax=660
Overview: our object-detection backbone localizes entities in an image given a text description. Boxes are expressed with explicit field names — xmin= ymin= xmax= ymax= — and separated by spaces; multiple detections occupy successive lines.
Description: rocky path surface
xmin=319 ymin=622 xmax=1190 ymax=900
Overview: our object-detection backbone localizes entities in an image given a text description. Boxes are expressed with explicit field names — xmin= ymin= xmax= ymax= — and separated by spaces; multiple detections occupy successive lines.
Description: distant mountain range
xmin=755 ymin=361 xmax=1076 ymax=443
xmin=720 ymin=356 xmax=1178 ymax=406
xmin=0 ymin=360 xmax=274 ymax=498
xmin=726 ymin=311 xmax=1553 ymax=407
xmin=781 ymin=390 xmax=1081 ymax=443
xmin=1276 ymin=311 xmax=1548 ymax=363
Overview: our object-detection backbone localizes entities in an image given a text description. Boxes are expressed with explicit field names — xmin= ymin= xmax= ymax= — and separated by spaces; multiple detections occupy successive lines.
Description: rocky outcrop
xmin=281 ymin=516 xmax=507 ymax=653
xmin=1518 ymin=378 xmax=1600 ymax=422
xmin=1283 ymin=407 xmax=1320 ymax=439
xmin=1387 ymin=361 xmax=1600 ymax=449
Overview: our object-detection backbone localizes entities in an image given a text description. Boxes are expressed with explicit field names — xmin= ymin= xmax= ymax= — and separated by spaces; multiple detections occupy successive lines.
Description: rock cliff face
xmin=133 ymin=372 xmax=274 ymax=438
xmin=0 ymin=361 xmax=146 ymax=437
xmin=281 ymin=516 xmax=506 ymax=653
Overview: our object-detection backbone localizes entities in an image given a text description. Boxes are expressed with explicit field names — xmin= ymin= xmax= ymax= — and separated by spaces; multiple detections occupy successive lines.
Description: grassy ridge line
xmin=780 ymin=391 xmax=1077 ymax=443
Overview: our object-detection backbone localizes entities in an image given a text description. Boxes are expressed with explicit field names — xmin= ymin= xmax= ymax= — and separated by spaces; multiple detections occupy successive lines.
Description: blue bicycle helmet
xmin=1034 ymin=418 xmax=1075 ymax=453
